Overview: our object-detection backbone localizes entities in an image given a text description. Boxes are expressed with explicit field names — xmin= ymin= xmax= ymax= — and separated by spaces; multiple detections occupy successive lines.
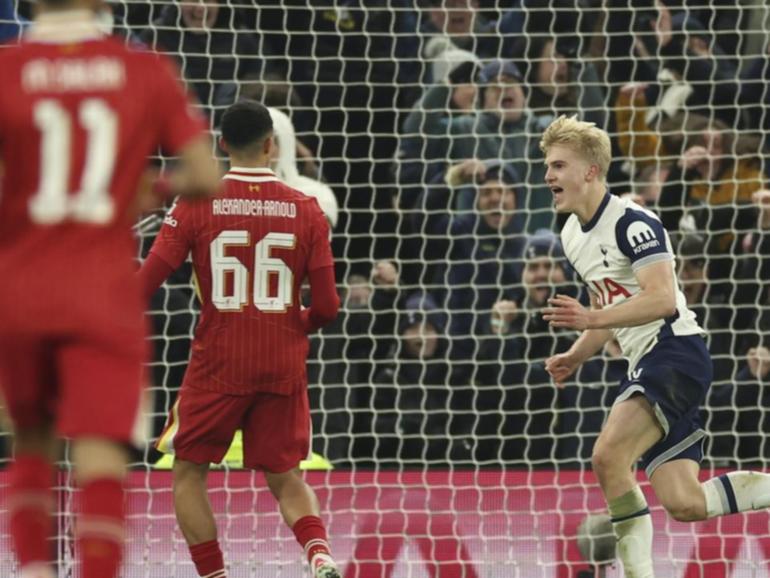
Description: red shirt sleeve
xmin=307 ymin=200 xmax=335 ymax=272
xmin=300 ymin=200 xmax=338 ymax=332
xmin=151 ymin=54 xmax=208 ymax=155
xmin=149 ymin=198 xmax=195 ymax=271
xmin=137 ymin=252 xmax=176 ymax=302
xmin=301 ymin=265 xmax=339 ymax=332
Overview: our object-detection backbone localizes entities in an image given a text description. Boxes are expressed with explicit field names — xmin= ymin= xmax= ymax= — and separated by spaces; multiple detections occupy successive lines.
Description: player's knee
xmin=662 ymin=497 xmax=706 ymax=522
xmin=591 ymin=442 xmax=624 ymax=479
xmin=172 ymin=459 xmax=208 ymax=488
xmin=265 ymin=468 xmax=302 ymax=498
xmin=72 ymin=438 xmax=127 ymax=483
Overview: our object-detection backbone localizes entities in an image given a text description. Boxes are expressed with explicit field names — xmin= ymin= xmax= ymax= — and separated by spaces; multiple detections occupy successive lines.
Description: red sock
xmin=292 ymin=515 xmax=334 ymax=568
xmin=189 ymin=540 xmax=226 ymax=577
xmin=76 ymin=478 xmax=124 ymax=578
xmin=8 ymin=455 xmax=54 ymax=568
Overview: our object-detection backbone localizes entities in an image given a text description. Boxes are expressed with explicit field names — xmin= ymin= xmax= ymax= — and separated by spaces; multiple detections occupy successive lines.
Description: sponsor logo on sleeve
xmin=626 ymin=221 xmax=659 ymax=254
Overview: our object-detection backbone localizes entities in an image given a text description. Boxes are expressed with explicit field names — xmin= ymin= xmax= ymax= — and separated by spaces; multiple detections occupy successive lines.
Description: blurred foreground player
xmin=541 ymin=115 xmax=770 ymax=578
xmin=140 ymin=101 xmax=341 ymax=578
xmin=0 ymin=1 xmax=219 ymax=577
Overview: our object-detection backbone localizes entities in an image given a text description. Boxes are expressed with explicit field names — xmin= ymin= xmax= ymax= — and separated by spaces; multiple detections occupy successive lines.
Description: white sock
xmin=702 ymin=471 xmax=770 ymax=518
xmin=609 ymin=486 xmax=655 ymax=578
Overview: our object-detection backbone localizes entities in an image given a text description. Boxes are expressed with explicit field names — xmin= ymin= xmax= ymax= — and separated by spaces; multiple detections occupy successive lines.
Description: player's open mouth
xmin=551 ymin=187 xmax=564 ymax=195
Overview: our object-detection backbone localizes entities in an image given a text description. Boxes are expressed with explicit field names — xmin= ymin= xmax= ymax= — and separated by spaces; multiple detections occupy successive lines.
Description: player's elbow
xmin=655 ymin=289 xmax=677 ymax=318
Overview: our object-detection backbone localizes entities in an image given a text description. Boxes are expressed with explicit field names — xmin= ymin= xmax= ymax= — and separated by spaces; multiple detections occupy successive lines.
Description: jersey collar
xmin=27 ymin=10 xmax=105 ymax=43
xmin=581 ymin=192 xmax=612 ymax=233
xmin=224 ymin=167 xmax=279 ymax=183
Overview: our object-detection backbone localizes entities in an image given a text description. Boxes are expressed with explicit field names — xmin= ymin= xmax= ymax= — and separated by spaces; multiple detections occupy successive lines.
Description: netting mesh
xmin=1 ymin=0 xmax=770 ymax=576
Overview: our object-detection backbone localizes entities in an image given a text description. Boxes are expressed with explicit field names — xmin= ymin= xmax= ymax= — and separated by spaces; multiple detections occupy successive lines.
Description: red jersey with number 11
xmin=149 ymin=168 xmax=335 ymax=395
xmin=0 ymin=14 xmax=205 ymax=336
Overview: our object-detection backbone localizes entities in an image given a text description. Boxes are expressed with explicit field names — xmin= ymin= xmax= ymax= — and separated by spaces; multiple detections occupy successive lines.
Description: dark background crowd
xmin=1 ymin=0 xmax=769 ymax=470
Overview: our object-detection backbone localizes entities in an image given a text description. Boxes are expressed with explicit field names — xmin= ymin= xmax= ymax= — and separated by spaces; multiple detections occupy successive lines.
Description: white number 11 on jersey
xmin=29 ymin=98 xmax=117 ymax=224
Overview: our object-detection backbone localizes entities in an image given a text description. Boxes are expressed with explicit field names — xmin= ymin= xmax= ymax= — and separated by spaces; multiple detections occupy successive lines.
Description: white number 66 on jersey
xmin=210 ymin=230 xmax=295 ymax=312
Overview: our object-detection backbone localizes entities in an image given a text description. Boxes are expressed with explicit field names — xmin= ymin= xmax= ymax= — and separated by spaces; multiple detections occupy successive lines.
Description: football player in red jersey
xmin=140 ymin=100 xmax=341 ymax=578
xmin=0 ymin=1 xmax=220 ymax=577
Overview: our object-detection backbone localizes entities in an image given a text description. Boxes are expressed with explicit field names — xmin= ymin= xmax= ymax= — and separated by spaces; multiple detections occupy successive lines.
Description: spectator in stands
xmin=676 ymin=235 xmax=735 ymax=383
xmin=629 ymin=163 xmax=672 ymax=208
xmin=498 ymin=0 xmax=600 ymax=60
xmin=605 ymin=2 xmax=739 ymax=126
xmin=416 ymin=0 xmax=498 ymax=63
xmin=736 ymin=190 xmax=770 ymax=348
xmin=369 ymin=291 xmax=452 ymax=464
xmin=140 ymin=1 xmax=265 ymax=121
xmin=306 ymin=261 xmax=400 ymax=466
xmin=701 ymin=192 xmax=770 ymax=466
xmin=420 ymin=162 xmax=524 ymax=463
xmin=454 ymin=59 xmax=556 ymax=231
xmin=442 ymin=160 xmax=524 ymax=353
xmin=473 ymin=231 xmax=567 ymax=463
xmin=511 ymin=36 xmax=607 ymax=128
xmin=397 ymin=55 xmax=481 ymax=209
xmin=411 ymin=160 xmax=524 ymax=295
xmin=709 ymin=346 xmax=770 ymax=466
xmin=662 ymin=12 xmax=739 ymax=126
xmin=659 ymin=117 xmax=766 ymax=284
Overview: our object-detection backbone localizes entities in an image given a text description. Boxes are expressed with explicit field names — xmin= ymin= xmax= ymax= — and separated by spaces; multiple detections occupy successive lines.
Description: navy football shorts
xmin=614 ymin=334 xmax=713 ymax=477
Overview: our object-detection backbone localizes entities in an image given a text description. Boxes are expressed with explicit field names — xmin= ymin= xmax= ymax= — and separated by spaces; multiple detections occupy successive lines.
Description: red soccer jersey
xmin=149 ymin=167 xmax=335 ymax=395
xmin=0 ymin=14 xmax=206 ymax=336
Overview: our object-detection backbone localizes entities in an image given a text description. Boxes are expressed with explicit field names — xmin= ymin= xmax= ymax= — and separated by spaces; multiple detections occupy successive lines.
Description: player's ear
xmin=218 ymin=136 xmax=229 ymax=155
xmin=263 ymin=135 xmax=274 ymax=158
xmin=585 ymin=164 xmax=599 ymax=182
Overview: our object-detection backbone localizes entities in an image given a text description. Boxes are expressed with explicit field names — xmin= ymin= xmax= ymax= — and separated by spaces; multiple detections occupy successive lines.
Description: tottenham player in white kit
xmin=540 ymin=116 xmax=770 ymax=578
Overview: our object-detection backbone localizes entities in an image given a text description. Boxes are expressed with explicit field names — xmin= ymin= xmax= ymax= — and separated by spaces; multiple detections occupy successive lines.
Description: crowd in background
xmin=1 ymin=0 xmax=769 ymax=469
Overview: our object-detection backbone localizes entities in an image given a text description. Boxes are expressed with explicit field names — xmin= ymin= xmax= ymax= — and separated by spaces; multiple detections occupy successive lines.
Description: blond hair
xmin=539 ymin=115 xmax=611 ymax=180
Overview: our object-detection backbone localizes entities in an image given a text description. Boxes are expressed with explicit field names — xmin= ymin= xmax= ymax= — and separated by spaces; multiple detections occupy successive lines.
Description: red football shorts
xmin=0 ymin=333 xmax=146 ymax=445
xmin=156 ymin=384 xmax=310 ymax=473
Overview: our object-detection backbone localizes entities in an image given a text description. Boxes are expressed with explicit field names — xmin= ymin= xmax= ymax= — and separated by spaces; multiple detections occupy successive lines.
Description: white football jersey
xmin=561 ymin=193 xmax=703 ymax=372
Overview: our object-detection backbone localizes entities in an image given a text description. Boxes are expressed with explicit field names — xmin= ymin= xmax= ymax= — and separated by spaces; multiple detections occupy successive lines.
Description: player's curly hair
xmin=539 ymin=115 xmax=612 ymax=180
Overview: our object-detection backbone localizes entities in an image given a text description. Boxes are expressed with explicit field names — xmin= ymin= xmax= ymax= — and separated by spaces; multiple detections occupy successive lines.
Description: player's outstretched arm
xmin=589 ymin=260 xmax=676 ymax=329
xmin=543 ymin=261 xmax=675 ymax=330
xmin=545 ymin=292 xmax=613 ymax=387
xmin=545 ymin=329 xmax=613 ymax=388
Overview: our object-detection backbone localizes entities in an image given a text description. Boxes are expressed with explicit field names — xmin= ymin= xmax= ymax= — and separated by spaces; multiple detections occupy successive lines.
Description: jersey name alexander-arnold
xmin=212 ymin=198 xmax=297 ymax=218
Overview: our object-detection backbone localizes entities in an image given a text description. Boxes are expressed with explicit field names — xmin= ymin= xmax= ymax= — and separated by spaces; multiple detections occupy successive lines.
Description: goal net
xmin=1 ymin=1 xmax=770 ymax=577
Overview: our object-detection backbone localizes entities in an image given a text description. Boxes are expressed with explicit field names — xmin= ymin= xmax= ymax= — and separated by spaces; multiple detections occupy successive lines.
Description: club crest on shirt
xmin=599 ymin=244 xmax=609 ymax=267
xmin=626 ymin=221 xmax=659 ymax=254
